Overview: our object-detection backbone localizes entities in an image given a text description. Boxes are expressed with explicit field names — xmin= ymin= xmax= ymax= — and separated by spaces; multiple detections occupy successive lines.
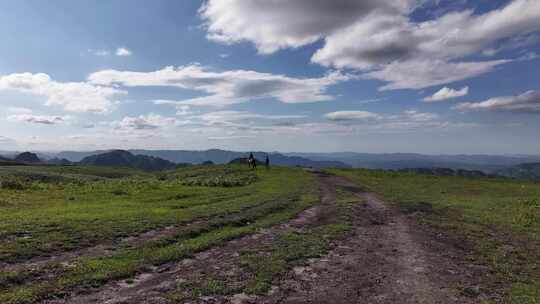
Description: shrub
xmin=0 ymin=179 xmax=28 ymax=190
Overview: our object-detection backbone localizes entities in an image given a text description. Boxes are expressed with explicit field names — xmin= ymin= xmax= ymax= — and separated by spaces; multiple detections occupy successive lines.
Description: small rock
xmin=230 ymin=293 xmax=253 ymax=304
xmin=462 ymin=286 xmax=481 ymax=298
xmin=157 ymin=266 xmax=170 ymax=273
xmin=293 ymin=266 xmax=307 ymax=275
xmin=267 ymin=286 xmax=279 ymax=296
xmin=201 ymin=296 xmax=217 ymax=302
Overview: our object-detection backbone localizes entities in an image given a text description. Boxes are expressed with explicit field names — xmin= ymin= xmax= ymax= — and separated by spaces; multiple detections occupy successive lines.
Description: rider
xmin=248 ymin=153 xmax=256 ymax=169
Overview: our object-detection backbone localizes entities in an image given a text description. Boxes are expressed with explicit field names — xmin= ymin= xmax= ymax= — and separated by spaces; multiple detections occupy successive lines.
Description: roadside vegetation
xmin=331 ymin=168 xmax=540 ymax=303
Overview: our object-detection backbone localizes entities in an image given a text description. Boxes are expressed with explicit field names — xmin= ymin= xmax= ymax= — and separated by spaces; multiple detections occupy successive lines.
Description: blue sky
xmin=0 ymin=0 xmax=539 ymax=154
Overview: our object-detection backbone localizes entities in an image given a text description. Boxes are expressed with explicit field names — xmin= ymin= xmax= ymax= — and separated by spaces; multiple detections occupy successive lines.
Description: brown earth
xmin=45 ymin=172 xmax=499 ymax=304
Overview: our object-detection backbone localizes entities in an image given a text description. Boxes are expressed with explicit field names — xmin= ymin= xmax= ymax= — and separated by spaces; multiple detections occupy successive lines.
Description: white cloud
xmin=423 ymin=86 xmax=469 ymax=102
xmin=323 ymin=110 xmax=448 ymax=132
xmin=7 ymin=114 xmax=67 ymax=125
xmin=198 ymin=110 xmax=304 ymax=125
xmin=200 ymin=0 xmax=418 ymax=54
xmin=200 ymin=0 xmax=540 ymax=90
xmin=313 ymin=1 xmax=540 ymax=69
xmin=208 ymin=135 xmax=256 ymax=141
xmin=116 ymin=47 xmax=132 ymax=56
xmin=0 ymin=72 xmax=126 ymax=113
xmin=90 ymin=64 xmax=350 ymax=106
xmin=111 ymin=114 xmax=181 ymax=131
xmin=175 ymin=105 xmax=194 ymax=116
xmin=324 ymin=111 xmax=381 ymax=121
xmin=454 ymin=90 xmax=540 ymax=113
xmin=365 ymin=59 xmax=510 ymax=91
xmin=290 ymin=109 xmax=473 ymax=135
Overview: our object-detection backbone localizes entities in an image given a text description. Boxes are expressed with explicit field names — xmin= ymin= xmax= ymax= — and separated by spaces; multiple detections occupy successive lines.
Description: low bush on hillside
xmin=0 ymin=179 xmax=28 ymax=190
xmin=162 ymin=165 xmax=258 ymax=187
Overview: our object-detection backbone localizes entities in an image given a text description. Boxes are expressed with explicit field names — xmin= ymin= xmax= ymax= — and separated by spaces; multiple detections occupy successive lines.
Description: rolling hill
xmin=496 ymin=163 xmax=540 ymax=180
xmin=59 ymin=149 xmax=350 ymax=169
xmin=78 ymin=150 xmax=177 ymax=172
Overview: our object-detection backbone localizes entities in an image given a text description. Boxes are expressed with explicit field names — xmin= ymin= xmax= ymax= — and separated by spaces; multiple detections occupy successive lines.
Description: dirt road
xmin=48 ymin=172 xmax=496 ymax=304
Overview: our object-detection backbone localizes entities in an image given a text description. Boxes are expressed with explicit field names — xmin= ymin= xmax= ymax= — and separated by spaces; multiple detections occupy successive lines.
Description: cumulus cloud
xmin=200 ymin=0 xmax=418 ymax=54
xmin=200 ymin=0 xmax=540 ymax=90
xmin=313 ymin=1 xmax=540 ymax=68
xmin=324 ymin=111 xmax=381 ymax=121
xmin=454 ymin=90 xmax=540 ymax=113
xmin=7 ymin=114 xmax=66 ymax=125
xmin=423 ymin=86 xmax=469 ymax=102
xmin=0 ymin=72 xmax=126 ymax=113
xmin=90 ymin=64 xmax=350 ymax=106
xmin=116 ymin=47 xmax=132 ymax=56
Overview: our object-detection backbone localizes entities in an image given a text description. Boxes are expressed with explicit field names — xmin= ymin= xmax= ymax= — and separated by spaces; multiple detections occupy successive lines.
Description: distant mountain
xmin=60 ymin=149 xmax=349 ymax=169
xmin=52 ymin=149 xmax=540 ymax=172
xmin=0 ymin=155 xmax=10 ymax=161
xmin=78 ymin=150 xmax=177 ymax=172
xmin=398 ymin=167 xmax=491 ymax=178
xmin=496 ymin=163 xmax=540 ymax=180
xmin=57 ymin=150 xmax=111 ymax=162
xmin=130 ymin=149 xmax=244 ymax=165
xmin=286 ymin=152 xmax=540 ymax=173
xmin=14 ymin=152 xmax=41 ymax=164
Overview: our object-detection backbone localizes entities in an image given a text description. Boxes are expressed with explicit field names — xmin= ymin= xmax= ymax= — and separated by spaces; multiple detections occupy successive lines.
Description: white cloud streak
xmin=423 ymin=86 xmax=469 ymax=102
xmin=90 ymin=64 xmax=351 ymax=106
xmin=324 ymin=111 xmax=381 ymax=121
xmin=7 ymin=114 xmax=67 ymax=125
xmin=111 ymin=114 xmax=181 ymax=131
xmin=454 ymin=90 xmax=540 ymax=113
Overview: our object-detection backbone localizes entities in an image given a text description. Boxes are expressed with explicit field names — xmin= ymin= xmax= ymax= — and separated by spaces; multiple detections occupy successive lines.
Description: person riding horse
xmin=248 ymin=153 xmax=257 ymax=169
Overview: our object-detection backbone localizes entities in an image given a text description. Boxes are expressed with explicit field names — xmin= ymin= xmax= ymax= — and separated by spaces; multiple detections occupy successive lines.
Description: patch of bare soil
xmin=47 ymin=173 xmax=500 ymax=304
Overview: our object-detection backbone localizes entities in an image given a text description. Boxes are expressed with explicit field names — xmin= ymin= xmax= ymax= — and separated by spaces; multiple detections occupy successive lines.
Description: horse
xmin=248 ymin=155 xmax=257 ymax=170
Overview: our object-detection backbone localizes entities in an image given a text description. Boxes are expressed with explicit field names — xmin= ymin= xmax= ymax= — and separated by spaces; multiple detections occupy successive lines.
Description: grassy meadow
xmin=0 ymin=164 xmax=316 ymax=304
xmin=331 ymin=169 xmax=540 ymax=303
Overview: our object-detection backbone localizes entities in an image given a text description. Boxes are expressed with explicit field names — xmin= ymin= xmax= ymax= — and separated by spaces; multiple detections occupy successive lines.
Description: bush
xmin=0 ymin=179 xmax=28 ymax=190
xmin=166 ymin=165 xmax=259 ymax=187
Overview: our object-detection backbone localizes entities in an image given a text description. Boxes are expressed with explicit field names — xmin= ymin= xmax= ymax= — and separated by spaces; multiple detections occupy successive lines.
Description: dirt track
xmin=261 ymin=175 xmax=492 ymax=304
xmin=47 ymin=172 xmax=497 ymax=304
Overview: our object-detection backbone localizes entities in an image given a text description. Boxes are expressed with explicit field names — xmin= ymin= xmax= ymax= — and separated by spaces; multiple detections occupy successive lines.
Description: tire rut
xmin=1 ymin=198 xmax=291 ymax=274
xmin=44 ymin=178 xmax=333 ymax=304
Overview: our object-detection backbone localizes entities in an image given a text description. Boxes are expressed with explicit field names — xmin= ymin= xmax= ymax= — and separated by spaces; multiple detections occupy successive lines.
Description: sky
xmin=0 ymin=0 xmax=539 ymax=154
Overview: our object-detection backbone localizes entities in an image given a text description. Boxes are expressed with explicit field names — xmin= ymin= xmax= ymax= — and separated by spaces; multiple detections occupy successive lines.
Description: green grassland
xmin=0 ymin=164 xmax=316 ymax=304
xmin=331 ymin=169 xmax=540 ymax=303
